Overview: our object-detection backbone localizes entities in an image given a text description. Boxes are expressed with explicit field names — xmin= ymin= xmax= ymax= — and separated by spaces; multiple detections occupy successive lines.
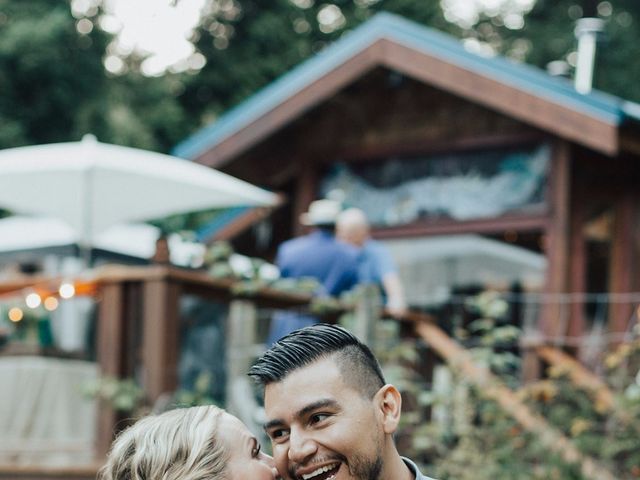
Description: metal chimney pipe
xmin=574 ymin=17 xmax=604 ymax=94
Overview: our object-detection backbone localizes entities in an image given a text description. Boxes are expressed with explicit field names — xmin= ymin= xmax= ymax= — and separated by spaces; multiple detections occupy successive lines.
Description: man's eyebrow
xmin=263 ymin=418 xmax=285 ymax=432
xmin=263 ymin=398 xmax=340 ymax=431
xmin=297 ymin=398 xmax=340 ymax=419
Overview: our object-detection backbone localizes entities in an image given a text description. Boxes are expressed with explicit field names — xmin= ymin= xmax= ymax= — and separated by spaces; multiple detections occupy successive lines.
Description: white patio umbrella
xmin=0 ymin=135 xmax=277 ymax=252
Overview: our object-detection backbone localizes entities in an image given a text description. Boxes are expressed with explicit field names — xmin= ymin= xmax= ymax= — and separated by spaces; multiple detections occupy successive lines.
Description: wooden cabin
xmin=174 ymin=12 xmax=640 ymax=360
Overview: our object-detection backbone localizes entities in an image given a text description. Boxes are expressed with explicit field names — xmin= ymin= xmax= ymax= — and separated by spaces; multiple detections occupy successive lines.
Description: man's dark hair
xmin=248 ymin=323 xmax=386 ymax=399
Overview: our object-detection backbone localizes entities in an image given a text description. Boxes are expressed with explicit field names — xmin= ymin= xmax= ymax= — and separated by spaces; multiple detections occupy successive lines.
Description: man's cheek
xmin=274 ymin=449 xmax=291 ymax=479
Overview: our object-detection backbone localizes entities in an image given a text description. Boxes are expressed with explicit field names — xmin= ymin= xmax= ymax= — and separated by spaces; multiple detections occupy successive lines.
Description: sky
xmin=99 ymin=0 xmax=207 ymax=76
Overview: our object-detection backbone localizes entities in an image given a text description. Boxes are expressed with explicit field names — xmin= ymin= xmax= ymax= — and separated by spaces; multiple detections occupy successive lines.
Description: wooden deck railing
xmin=1 ymin=266 xmax=636 ymax=479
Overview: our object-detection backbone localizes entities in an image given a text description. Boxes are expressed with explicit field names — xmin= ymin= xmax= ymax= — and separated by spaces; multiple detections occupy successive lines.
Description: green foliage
xmin=202 ymin=240 xmax=324 ymax=296
xmin=0 ymin=0 xmax=111 ymax=147
xmin=491 ymin=0 xmax=640 ymax=102
xmin=171 ymin=372 xmax=218 ymax=407
xmin=0 ymin=0 xmax=189 ymax=152
xmin=83 ymin=376 xmax=145 ymax=413
xmin=1 ymin=1 xmax=639 ymax=153
xmin=84 ymin=372 xmax=218 ymax=418
xmin=179 ymin=0 xmax=448 ymax=126
xmin=379 ymin=290 xmax=640 ymax=479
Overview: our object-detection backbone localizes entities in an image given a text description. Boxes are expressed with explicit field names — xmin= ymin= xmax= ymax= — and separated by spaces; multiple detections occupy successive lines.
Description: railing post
xmin=225 ymin=300 xmax=260 ymax=432
xmin=352 ymin=285 xmax=382 ymax=346
xmin=95 ymin=281 xmax=125 ymax=459
xmin=141 ymin=278 xmax=181 ymax=402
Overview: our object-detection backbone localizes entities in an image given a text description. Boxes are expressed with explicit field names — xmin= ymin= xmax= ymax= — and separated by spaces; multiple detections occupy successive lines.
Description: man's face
xmin=263 ymin=356 xmax=384 ymax=480
xmin=336 ymin=224 xmax=367 ymax=247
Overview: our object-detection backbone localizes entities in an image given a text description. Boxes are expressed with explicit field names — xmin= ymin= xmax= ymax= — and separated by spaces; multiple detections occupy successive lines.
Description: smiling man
xmin=248 ymin=324 xmax=436 ymax=480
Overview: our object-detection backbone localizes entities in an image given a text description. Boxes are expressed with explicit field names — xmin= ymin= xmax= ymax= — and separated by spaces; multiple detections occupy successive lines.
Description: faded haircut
xmin=248 ymin=323 xmax=385 ymax=399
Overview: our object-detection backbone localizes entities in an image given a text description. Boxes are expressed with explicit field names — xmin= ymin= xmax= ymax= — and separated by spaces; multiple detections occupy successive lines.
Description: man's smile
xmin=296 ymin=461 xmax=341 ymax=480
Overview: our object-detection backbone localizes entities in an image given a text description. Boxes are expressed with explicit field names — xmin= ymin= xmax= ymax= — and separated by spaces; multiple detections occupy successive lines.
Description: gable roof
xmin=173 ymin=12 xmax=640 ymax=163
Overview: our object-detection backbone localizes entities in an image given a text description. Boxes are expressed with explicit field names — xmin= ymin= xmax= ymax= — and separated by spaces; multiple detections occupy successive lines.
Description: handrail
xmin=411 ymin=314 xmax=617 ymax=480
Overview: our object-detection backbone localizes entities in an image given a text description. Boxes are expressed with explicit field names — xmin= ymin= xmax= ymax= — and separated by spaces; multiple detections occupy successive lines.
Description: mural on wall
xmin=321 ymin=144 xmax=550 ymax=226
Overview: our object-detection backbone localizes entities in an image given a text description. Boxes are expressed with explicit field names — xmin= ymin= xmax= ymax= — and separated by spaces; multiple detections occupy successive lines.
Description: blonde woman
xmin=99 ymin=405 xmax=279 ymax=480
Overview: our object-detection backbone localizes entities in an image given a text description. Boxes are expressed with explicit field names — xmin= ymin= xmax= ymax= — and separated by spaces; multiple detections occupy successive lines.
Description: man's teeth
xmin=301 ymin=464 xmax=338 ymax=479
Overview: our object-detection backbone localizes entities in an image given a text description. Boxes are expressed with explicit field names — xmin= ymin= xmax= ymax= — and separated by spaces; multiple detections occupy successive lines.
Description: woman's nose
xmin=260 ymin=451 xmax=276 ymax=467
xmin=259 ymin=453 xmax=281 ymax=479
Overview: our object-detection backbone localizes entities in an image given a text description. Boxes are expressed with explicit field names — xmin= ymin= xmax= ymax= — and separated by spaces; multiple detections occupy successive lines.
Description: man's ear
xmin=374 ymin=384 xmax=402 ymax=435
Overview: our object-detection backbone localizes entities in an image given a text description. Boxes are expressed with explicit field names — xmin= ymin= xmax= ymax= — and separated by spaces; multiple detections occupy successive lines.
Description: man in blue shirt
xmin=268 ymin=200 xmax=359 ymax=344
xmin=337 ymin=208 xmax=407 ymax=317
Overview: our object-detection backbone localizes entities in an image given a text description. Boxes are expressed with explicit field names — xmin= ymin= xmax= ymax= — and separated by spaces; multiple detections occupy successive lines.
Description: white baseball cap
xmin=299 ymin=199 xmax=342 ymax=226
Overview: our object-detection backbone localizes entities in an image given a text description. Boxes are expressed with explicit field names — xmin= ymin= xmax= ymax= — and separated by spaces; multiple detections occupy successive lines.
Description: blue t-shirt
xmin=357 ymin=239 xmax=397 ymax=286
xmin=276 ymin=230 xmax=359 ymax=296
xmin=268 ymin=230 xmax=359 ymax=344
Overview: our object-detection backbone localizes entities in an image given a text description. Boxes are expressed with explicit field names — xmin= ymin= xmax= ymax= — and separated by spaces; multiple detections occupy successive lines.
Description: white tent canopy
xmin=0 ymin=216 xmax=204 ymax=267
xmin=383 ymin=234 xmax=547 ymax=306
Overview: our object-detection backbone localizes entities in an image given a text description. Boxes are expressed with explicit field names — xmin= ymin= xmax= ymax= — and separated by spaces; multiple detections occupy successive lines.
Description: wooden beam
xmin=608 ymin=191 xmax=637 ymax=339
xmin=210 ymin=206 xmax=274 ymax=242
xmin=372 ymin=213 xmax=546 ymax=239
xmin=141 ymin=280 xmax=181 ymax=402
xmin=95 ymin=282 xmax=125 ymax=457
xmin=413 ymin=318 xmax=617 ymax=480
xmin=0 ymin=465 xmax=99 ymax=480
xmin=293 ymin=159 xmax=319 ymax=237
xmin=567 ymin=188 xmax=587 ymax=341
xmin=535 ymin=345 xmax=614 ymax=410
xmin=377 ymin=39 xmax=619 ymax=156
xmin=192 ymin=36 xmax=619 ymax=168
xmin=540 ymin=140 xmax=572 ymax=341
xmin=195 ymin=42 xmax=385 ymax=168
xmin=332 ymin=132 xmax=546 ymax=164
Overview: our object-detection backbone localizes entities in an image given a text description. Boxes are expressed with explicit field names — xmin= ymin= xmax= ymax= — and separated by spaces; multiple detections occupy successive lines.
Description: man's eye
xmin=310 ymin=413 xmax=329 ymax=424
xmin=269 ymin=429 xmax=289 ymax=440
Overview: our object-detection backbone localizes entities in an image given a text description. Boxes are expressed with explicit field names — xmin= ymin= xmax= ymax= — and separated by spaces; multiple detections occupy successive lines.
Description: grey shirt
xmin=402 ymin=456 xmax=437 ymax=480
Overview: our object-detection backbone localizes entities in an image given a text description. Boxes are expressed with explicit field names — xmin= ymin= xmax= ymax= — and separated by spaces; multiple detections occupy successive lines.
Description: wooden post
xmin=529 ymin=140 xmax=571 ymax=381
xmin=568 ymin=189 xmax=587 ymax=343
xmin=95 ymin=282 xmax=125 ymax=458
xmin=293 ymin=161 xmax=317 ymax=237
xmin=141 ymin=279 xmax=181 ymax=402
xmin=226 ymin=300 xmax=258 ymax=413
xmin=541 ymin=140 xmax=572 ymax=340
xmin=608 ymin=191 xmax=636 ymax=342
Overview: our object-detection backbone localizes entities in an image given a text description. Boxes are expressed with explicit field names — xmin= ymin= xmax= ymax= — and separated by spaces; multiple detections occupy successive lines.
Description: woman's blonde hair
xmin=98 ymin=405 xmax=228 ymax=480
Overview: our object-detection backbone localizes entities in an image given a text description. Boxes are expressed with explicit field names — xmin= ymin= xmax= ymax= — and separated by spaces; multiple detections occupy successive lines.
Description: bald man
xmin=337 ymin=208 xmax=407 ymax=318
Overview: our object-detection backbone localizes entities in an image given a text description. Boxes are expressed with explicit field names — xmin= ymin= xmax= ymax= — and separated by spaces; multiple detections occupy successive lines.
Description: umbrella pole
xmin=79 ymin=243 xmax=93 ymax=269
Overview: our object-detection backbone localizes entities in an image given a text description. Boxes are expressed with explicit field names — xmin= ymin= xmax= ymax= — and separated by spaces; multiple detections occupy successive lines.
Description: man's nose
xmin=288 ymin=429 xmax=317 ymax=464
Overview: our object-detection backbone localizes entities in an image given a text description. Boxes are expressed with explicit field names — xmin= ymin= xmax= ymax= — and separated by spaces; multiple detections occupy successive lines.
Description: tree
xmin=176 ymin=0 xmax=639 ymax=132
xmin=477 ymin=0 xmax=640 ymax=102
xmin=178 ymin=0 xmax=449 ymax=129
xmin=0 ymin=0 xmax=190 ymax=152
xmin=1 ymin=1 xmax=637 ymax=151
xmin=0 ymin=0 xmax=111 ymax=147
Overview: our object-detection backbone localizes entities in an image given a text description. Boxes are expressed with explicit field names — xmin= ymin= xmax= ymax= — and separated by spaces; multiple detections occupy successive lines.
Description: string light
xmin=8 ymin=307 xmax=23 ymax=322
xmin=59 ymin=283 xmax=75 ymax=299
xmin=44 ymin=297 xmax=59 ymax=312
xmin=25 ymin=292 xmax=42 ymax=309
